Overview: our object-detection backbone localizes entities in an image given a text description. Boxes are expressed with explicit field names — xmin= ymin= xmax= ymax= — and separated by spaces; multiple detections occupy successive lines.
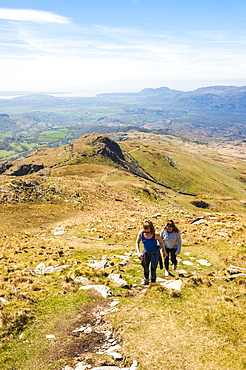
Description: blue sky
xmin=0 ymin=0 xmax=246 ymax=95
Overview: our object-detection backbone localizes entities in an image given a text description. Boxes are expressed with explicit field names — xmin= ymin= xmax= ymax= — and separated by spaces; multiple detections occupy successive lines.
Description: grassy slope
xmin=121 ymin=135 xmax=246 ymax=198
xmin=0 ymin=133 xmax=245 ymax=369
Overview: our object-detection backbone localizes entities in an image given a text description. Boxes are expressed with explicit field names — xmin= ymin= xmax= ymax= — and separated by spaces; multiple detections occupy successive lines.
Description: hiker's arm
xmin=136 ymin=231 xmax=143 ymax=258
xmin=175 ymin=233 xmax=182 ymax=255
xmin=156 ymin=234 xmax=168 ymax=258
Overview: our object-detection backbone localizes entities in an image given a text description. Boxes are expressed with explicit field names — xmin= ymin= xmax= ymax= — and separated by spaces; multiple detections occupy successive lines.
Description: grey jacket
xmin=160 ymin=228 xmax=182 ymax=254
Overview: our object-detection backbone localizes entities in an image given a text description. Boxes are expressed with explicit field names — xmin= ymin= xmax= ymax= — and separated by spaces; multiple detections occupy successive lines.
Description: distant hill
xmin=0 ymin=114 xmax=16 ymax=132
xmin=0 ymin=85 xmax=245 ymax=159
xmin=1 ymin=131 xmax=246 ymax=213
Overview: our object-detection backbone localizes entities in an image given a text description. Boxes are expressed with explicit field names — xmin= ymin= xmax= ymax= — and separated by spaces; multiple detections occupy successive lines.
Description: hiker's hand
xmin=138 ymin=253 xmax=143 ymax=260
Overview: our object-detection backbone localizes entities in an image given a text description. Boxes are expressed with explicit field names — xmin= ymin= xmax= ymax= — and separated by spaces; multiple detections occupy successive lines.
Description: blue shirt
xmin=142 ymin=232 xmax=158 ymax=252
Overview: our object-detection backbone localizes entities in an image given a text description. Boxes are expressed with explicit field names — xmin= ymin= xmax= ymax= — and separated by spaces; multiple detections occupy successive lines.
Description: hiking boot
xmin=173 ymin=264 xmax=177 ymax=270
xmin=142 ymin=278 xmax=150 ymax=285
xmin=164 ymin=270 xmax=170 ymax=277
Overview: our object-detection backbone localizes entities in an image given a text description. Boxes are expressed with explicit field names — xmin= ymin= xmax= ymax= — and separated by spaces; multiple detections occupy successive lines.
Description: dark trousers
xmin=142 ymin=250 xmax=159 ymax=282
xmin=164 ymin=248 xmax=177 ymax=270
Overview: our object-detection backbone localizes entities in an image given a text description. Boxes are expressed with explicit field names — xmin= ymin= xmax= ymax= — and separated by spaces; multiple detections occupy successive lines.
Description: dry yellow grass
xmin=0 ymin=132 xmax=245 ymax=369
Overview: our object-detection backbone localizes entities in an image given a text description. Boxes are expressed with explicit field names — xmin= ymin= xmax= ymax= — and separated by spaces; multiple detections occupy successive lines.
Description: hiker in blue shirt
xmin=136 ymin=220 xmax=167 ymax=285
xmin=160 ymin=220 xmax=182 ymax=277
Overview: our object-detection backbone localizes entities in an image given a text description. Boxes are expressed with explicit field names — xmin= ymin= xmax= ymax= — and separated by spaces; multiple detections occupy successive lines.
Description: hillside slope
xmin=0 ymin=131 xmax=245 ymax=213
xmin=0 ymin=132 xmax=245 ymax=369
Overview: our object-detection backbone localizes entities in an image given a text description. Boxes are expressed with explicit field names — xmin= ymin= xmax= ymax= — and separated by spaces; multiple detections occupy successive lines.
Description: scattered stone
xmin=228 ymin=265 xmax=246 ymax=273
xmin=182 ymin=260 xmax=194 ymax=265
xmin=151 ymin=213 xmax=161 ymax=218
xmin=75 ymin=364 xmax=87 ymax=370
xmin=46 ymin=334 xmax=55 ymax=339
xmin=113 ymin=254 xmax=128 ymax=259
xmin=130 ymin=360 xmax=138 ymax=368
xmin=53 ymin=226 xmax=65 ymax=235
xmin=83 ymin=327 xmax=93 ymax=334
xmin=190 ymin=216 xmax=204 ymax=224
xmin=87 ymin=260 xmax=108 ymax=269
xmin=72 ymin=326 xmax=88 ymax=333
xmin=34 ymin=263 xmax=45 ymax=274
xmin=108 ymin=274 xmax=128 ymax=287
xmin=109 ymin=299 xmax=120 ymax=307
xmin=160 ymin=279 xmax=183 ymax=291
xmin=74 ymin=276 xmax=92 ymax=284
xmin=105 ymin=261 xmax=115 ymax=267
xmin=79 ymin=285 xmax=112 ymax=297
xmin=0 ymin=297 xmax=7 ymax=303
xmin=106 ymin=351 xmax=123 ymax=360
xmin=191 ymin=218 xmax=210 ymax=225
xmin=106 ymin=344 xmax=121 ymax=353
xmin=156 ymin=277 xmax=167 ymax=283
xmin=196 ymin=259 xmax=212 ymax=267
xmin=44 ymin=265 xmax=70 ymax=273
xmin=119 ymin=257 xmax=132 ymax=267
xmin=218 ymin=232 xmax=228 ymax=237
xmin=33 ymin=263 xmax=70 ymax=274
xmin=177 ymin=269 xmax=187 ymax=274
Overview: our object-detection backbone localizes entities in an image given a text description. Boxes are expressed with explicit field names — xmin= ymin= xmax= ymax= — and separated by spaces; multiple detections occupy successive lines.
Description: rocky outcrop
xmin=191 ymin=200 xmax=210 ymax=209
xmin=0 ymin=161 xmax=44 ymax=176
xmin=9 ymin=163 xmax=44 ymax=176
xmin=88 ymin=134 xmax=125 ymax=163
xmin=0 ymin=178 xmax=59 ymax=203
xmin=0 ymin=161 xmax=13 ymax=174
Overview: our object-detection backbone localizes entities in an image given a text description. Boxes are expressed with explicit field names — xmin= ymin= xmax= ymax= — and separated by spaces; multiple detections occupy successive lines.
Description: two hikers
xmin=136 ymin=219 xmax=182 ymax=284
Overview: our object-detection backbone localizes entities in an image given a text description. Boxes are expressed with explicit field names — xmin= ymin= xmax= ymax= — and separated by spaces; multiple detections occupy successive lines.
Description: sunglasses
xmin=144 ymin=230 xmax=151 ymax=234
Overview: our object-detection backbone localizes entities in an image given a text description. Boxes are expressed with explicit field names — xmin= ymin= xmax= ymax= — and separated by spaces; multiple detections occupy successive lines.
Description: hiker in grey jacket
xmin=160 ymin=220 xmax=182 ymax=277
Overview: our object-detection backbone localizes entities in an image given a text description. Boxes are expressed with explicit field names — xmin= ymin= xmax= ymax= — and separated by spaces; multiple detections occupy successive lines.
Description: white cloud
xmin=0 ymin=8 xmax=70 ymax=24
xmin=0 ymin=13 xmax=246 ymax=93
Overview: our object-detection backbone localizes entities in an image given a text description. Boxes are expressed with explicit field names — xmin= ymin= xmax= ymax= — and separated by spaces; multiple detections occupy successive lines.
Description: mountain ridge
xmin=0 ymin=131 xmax=245 ymax=213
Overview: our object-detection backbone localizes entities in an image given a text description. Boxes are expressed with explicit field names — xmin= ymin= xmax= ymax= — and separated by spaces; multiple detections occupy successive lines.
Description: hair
xmin=143 ymin=220 xmax=155 ymax=235
xmin=165 ymin=219 xmax=179 ymax=233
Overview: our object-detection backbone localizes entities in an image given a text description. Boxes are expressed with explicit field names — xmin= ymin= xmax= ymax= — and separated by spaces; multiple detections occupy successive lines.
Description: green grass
xmin=0 ymin=150 xmax=15 ymax=158
xmin=0 ymin=288 xmax=91 ymax=370
xmin=111 ymin=276 xmax=246 ymax=370
xmin=119 ymin=137 xmax=246 ymax=213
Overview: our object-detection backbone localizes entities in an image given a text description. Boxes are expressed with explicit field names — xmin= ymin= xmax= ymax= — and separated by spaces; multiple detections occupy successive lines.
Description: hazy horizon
xmin=1 ymin=81 xmax=246 ymax=100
